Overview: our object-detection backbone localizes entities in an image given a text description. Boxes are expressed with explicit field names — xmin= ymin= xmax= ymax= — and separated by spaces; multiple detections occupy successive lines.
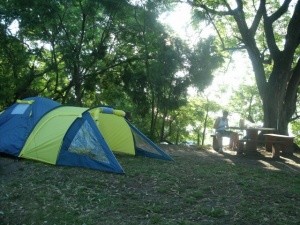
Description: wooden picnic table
xmin=212 ymin=127 xmax=277 ymax=155
xmin=235 ymin=127 xmax=276 ymax=155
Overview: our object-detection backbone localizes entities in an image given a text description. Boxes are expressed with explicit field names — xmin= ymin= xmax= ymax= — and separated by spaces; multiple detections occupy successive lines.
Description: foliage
xmin=291 ymin=122 xmax=300 ymax=145
xmin=0 ymin=0 xmax=223 ymax=140
xmin=159 ymin=96 xmax=221 ymax=145
xmin=184 ymin=0 xmax=300 ymax=135
xmin=0 ymin=20 xmax=35 ymax=109
xmin=188 ymin=37 xmax=224 ymax=91
xmin=229 ymin=84 xmax=263 ymax=124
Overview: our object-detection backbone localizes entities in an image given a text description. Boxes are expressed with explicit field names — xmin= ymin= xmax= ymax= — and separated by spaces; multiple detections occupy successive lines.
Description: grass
xmin=1 ymin=146 xmax=300 ymax=225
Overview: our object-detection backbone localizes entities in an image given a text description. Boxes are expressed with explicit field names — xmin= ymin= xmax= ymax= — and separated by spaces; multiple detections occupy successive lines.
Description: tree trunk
xmin=73 ymin=64 xmax=83 ymax=106
xmin=175 ymin=128 xmax=180 ymax=145
xmin=260 ymin=60 xmax=300 ymax=135
xmin=150 ymin=92 xmax=156 ymax=139
xmin=197 ymin=129 xmax=201 ymax=146
xmin=257 ymin=66 xmax=292 ymax=135
xmin=201 ymin=102 xmax=209 ymax=146
xmin=159 ymin=110 xmax=168 ymax=141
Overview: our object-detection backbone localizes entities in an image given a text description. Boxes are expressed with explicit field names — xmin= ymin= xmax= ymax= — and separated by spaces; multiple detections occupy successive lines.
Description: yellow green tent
xmin=0 ymin=97 xmax=172 ymax=173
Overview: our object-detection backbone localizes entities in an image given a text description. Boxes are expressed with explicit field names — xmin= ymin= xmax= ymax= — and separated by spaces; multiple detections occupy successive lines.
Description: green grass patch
xmin=1 ymin=148 xmax=300 ymax=225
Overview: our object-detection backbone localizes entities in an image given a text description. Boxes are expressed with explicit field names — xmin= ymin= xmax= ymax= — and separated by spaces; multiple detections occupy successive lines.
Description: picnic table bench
xmin=238 ymin=133 xmax=294 ymax=158
xmin=264 ymin=134 xmax=294 ymax=159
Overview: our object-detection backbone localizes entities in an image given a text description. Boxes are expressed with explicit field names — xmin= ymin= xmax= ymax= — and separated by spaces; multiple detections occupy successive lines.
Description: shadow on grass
xmin=211 ymin=147 xmax=300 ymax=173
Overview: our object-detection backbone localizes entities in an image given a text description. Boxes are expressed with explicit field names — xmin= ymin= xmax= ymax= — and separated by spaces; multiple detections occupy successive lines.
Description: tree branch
xmin=262 ymin=0 xmax=280 ymax=60
xmin=187 ymin=0 xmax=233 ymax=16
xmin=284 ymin=0 xmax=300 ymax=57
xmin=249 ymin=0 xmax=264 ymax=35
xmin=235 ymin=0 xmax=244 ymax=10
xmin=269 ymin=0 xmax=292 ymax=22
xmin=290 ymin=114 xmax=300 ymax=122
xmin=191 ymin=1 xmax=242 ymax=51
xmin=205 ymin=13 xmax=227 ymax=50
xmin=285 ymin=57 xmax=300 ymax=121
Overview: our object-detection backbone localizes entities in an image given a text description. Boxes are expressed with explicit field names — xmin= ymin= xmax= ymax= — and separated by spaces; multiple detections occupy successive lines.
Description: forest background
xmin=1 ymin=0 xmax=300 ymax=146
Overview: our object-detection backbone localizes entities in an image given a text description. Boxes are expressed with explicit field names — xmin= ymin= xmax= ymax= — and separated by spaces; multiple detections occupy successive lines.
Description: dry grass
xmin=1 ymin=145 xmax=300 ymax=225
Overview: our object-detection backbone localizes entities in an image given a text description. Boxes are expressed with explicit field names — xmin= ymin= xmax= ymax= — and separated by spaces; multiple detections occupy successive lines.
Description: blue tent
xmin=0 ymin=97 xmax=60 ymax=156
xmin=0 ymin=97 xmax=172 ymax=173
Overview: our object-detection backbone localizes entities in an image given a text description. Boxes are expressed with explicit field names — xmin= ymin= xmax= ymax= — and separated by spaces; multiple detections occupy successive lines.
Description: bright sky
xmin=159 ymin=3 xmax=255 ymax=107
xmin=158 ymin=4 xmax=213 ymax=45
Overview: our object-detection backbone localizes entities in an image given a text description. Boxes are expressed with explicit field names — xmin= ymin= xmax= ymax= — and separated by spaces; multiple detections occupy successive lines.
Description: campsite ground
xmin=1 ymin=145 xmax=300 ymax=225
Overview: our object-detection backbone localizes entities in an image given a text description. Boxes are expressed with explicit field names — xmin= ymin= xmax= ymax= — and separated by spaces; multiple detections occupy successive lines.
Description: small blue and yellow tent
xmin=0 ymin=97 xmax=172 ymax=173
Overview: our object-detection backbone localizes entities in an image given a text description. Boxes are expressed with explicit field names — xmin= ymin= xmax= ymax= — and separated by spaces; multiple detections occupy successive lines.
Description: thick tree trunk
xmin=262 ymin=83 xmax=288 ymax=134
xmin=262 ymin=88 xmax=297 ymax=135
xmin=261 ymin=59 xmax=300 ymax=135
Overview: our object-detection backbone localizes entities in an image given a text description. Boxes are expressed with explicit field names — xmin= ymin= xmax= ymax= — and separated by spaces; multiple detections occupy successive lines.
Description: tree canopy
xmin=182 ymin=0 xmax=300 ymax=134
xmin=4 ymin=0 xmax=300 ymax=143
xmin=0 ymin=0 xmax=222 ymax=141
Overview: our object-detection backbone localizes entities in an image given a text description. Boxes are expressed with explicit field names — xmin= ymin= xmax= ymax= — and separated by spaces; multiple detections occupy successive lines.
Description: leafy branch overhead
xmin=184 ymin=0 xmax=300 ymax=135
xmin=0 ymin=0 xmax=224 ymax=143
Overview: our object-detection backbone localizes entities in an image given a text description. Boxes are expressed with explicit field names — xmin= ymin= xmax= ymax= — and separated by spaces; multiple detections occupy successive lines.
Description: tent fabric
xmin=0 ymin=97 xmax=173 ymax=173
xmin=89 ymin=107 xmax=173 ymax=161
xmin=19 ymin=106 xmax=88 ymax=164
xmin=19 ymin=106 xmax=124 ymax=173
xmin=57 ymin=111 xmax=124 ymax=173
xmin=129 ymin=123 xmax=173 ymax=161
xmin=90 ymin=108 xmax=135 ymax=155
xmin=0 ymin=97 xmax=60 ymax=156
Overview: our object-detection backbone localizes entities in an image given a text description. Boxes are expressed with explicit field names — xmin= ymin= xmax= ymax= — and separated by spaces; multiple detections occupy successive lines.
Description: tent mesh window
xmin=11 ymin=104 xmax=30 ymax=114
xmin=132 ymin=130 xmax=160 ymax=154
xmin=68 ymin=120 xmax=110 ymax=163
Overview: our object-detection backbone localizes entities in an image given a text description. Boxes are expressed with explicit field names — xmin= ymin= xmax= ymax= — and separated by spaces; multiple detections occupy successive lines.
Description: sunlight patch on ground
xmin=277 ymin=156 xmax=300 ymax=172
xmin=258 ymin=160 xmax=281 ymax=171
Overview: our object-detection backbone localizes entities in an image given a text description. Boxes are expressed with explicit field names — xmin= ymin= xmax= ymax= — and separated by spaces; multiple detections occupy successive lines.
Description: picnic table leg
xmin=212 ymin=135 xmax=219 ymax=150
xmin=281 ymin=138 xmax=294 ymax=156
xmin=237 ymin=141 xmax=244 ymax=155
xmin=272 ymin=144 xmax=281 ymax=159
xmin=265 ymin=135 xmax=276 ymax=152
xmin=245 ymin=129 xmax=258 ymax=154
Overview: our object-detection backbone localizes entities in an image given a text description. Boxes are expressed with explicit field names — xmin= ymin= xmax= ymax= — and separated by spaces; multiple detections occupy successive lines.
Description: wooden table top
xmin=229 ymin=126 xmax=276 ymax=131
xmin=264 ymin=133 xmax=294 ymax=138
